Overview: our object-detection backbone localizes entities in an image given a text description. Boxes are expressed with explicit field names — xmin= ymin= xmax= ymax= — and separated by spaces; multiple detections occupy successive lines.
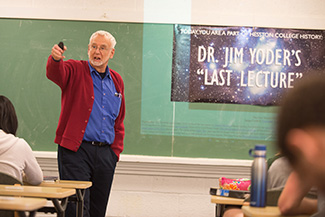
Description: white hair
xmin=89 ymin=30 xmax=116 ymax=48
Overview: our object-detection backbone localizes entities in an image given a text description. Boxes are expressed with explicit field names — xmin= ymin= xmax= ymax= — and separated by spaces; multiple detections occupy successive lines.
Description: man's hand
xmin=51 ymin=44 xmax=67 ymax=61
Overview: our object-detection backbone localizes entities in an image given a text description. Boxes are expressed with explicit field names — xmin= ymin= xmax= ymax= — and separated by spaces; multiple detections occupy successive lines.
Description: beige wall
xmin=1 ymin=0 xmax=325 ymax=29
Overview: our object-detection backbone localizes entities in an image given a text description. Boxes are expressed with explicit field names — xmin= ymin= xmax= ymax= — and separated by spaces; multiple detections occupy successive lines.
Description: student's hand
xmin=51 ymin=44 xmax=67 ymax=61
xmin=278 ymin=171 xmax=316 ymax=215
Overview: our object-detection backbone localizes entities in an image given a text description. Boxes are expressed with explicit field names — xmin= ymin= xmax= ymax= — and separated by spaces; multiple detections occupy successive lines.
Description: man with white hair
xmin=46 ymin=30 xmax=125 ymax=217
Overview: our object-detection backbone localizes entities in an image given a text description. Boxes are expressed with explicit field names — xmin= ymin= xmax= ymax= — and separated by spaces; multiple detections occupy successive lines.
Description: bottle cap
xmin=255 ymin=145 xmax=266 ymax=151
xmin=249 ymin=145 xmax=266 ymax=157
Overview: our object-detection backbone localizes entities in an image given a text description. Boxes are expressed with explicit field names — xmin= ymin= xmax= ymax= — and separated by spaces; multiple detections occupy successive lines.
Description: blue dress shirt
xmin=83 ymin=62 xmax=122 ymax=144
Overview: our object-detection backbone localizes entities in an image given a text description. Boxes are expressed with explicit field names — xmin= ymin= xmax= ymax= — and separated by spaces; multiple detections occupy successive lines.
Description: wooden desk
xmin=0 ymin=196 xmax=47 ymax=217
xmin=0 ymin=185 xmax=75 ymax=217
xmin=39 ymin=180 xmax=91 ymax=189
xmin=38 ymin=180 xmax=92 ymax=217
xmin=211 ymin=195 xmax=247 ymax=217
xmin=242 ymin=206 xmax=311 ymax=217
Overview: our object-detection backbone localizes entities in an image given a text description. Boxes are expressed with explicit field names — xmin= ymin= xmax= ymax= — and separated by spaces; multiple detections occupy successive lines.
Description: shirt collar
xmin=88 ymin=61 xmax=111 ymax=79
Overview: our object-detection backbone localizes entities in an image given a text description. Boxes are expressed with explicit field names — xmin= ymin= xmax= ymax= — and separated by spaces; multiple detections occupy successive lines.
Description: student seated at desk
xmin=276 ymin=74 xmax=325 ymax=216
xmin=0 ymin=95 xmax=43 ymax=185
xmin=223 ymin=154 xmax=317 ymax=217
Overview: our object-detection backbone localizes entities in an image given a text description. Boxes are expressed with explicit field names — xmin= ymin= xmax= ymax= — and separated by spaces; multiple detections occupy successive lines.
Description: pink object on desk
xmin=219 ymin=177 xmax=251 ymax=191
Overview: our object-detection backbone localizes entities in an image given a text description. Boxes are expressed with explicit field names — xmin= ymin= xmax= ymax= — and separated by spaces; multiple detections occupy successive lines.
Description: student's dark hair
xmin=277 ymin=72 xmax=325 ymax=165
xmin=0 ymin=95 xmax=18 ymax=136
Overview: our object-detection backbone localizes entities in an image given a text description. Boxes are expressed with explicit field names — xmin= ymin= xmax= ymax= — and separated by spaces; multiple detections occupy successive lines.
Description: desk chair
xmin=212 ymin=188 xmax=285 ymax=217
xmin=0 ymin=172 xmax=22 ymax=217
xmin=0 ymin=172 xmax=22 ymax=185
xmin=266 ymin=188 xmax=283 ymax=206
xmin=266 ymin=187 xmax=317 ymax=206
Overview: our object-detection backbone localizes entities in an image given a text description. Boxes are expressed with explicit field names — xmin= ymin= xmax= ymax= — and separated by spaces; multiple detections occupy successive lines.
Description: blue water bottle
xmin=249 ymin=144 xmax=267 ymax=207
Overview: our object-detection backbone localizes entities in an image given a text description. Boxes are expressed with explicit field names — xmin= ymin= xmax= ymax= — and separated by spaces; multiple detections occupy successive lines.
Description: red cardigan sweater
xmin=46 ymin=56 xmax=125 ymax=159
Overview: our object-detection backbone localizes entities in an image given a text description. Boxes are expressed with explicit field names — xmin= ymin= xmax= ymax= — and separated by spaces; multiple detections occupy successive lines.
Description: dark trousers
xmin=57 ymin=142 xmax=117 ymax=217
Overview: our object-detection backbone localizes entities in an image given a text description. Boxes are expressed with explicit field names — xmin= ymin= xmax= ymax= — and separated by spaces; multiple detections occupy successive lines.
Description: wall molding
xmin=34 ymin=151 xmax=251 ymax=179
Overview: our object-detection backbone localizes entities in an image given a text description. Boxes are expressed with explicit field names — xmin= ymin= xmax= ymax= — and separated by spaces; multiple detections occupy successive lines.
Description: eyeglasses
xmin=90 ymin=45 xmax=110 ymax=52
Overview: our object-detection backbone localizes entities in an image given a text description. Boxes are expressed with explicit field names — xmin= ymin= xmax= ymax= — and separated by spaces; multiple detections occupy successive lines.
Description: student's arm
xmin=278 ymin=171 xmax=317 ymax=215
xmin=22 ymin=141 xmax=43 ymax=185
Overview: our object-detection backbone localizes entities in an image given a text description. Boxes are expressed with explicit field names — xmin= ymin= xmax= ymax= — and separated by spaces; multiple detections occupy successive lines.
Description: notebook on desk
xmin=43 ymin=176 xmax=59 ymax=182
xmin=210 ymin=187 xmax=250 ymax=199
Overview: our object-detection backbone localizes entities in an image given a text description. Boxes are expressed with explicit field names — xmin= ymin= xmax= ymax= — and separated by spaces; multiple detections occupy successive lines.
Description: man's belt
xmin=82 ymin=140 xmax=110 ymax=146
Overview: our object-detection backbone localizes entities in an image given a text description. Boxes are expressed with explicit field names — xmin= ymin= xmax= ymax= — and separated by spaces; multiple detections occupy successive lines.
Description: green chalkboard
xmin=0 ymin=18 xmax=144 ymax=152
xmin=0 ymin=18 xmax=277 ymax=159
